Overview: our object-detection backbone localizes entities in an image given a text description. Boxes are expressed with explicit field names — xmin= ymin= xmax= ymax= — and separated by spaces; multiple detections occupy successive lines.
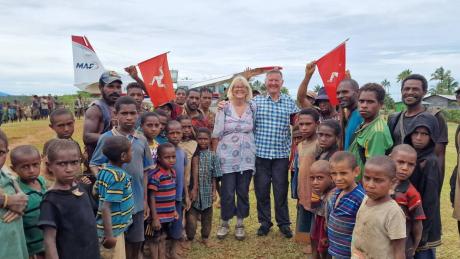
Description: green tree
xmin=381 ymin=79 xmax=395 ymax=111
xmin=281 ymin=87 xmax=289 ymax=95
xmin=313 ymin=84 xmax=322 ymax=92
xmin=396 ymin=69 xmax=412 ymax=83
xmin=250 ymin=80 xmax=290 ymax=96
xmin=381 ymin=79 xmax=391 ymax=94
xmin=429 ymin=67 xmax=459 ymax=95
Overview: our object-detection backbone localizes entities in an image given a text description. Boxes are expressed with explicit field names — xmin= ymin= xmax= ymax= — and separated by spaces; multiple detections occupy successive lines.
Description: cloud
xmin=0 ymin=0 xmax=459 ymax=98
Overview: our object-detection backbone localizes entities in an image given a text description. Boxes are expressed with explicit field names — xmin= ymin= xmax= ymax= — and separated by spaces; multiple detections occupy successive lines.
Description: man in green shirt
xmin=349 ymin=83 xmax=393 ymax=181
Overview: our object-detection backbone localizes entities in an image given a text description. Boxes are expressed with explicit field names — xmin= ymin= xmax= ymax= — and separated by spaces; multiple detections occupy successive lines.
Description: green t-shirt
xmin=349 ymin=117 xmax=394 ymax=181
xmin=18 ymin=175 xmax=47 ymax=255
xmin=0 ymin=170 xmax=28 ymax=259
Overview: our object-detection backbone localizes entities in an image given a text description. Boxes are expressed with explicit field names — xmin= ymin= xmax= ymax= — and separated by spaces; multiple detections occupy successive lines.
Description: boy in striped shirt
xmin=95 ymin=136 xmax=135 ymax=259
xmin=147 ymin=143 xmax=178 ymax=259
xmin=327 ymin=151 xmax=365 ymax=258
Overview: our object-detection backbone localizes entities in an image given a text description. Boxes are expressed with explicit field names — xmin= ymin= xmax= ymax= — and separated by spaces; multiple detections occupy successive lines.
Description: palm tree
xmin=430 ymin=67 xmax=459 ymax=94
xmin=396 ymin=69 xmax=412 ymax=83
xmin=313 ymin=84 xmax=322 ymax=92
xmin=381 ymin=79 xmax=391 ymax=94
xmin=381 ymin=79 xmax=394 ymax=112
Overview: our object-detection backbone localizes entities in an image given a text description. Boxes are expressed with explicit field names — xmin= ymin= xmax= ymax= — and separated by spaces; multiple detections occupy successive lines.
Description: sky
xmin=1 ymin=0 xmax=459 ymax=101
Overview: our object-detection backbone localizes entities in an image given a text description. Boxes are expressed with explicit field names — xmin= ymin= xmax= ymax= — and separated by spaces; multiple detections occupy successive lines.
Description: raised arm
xmin=297 ymin=61 xmax=316 ymax=108
xmin=125 ymin=65 xmax=147 ymax=93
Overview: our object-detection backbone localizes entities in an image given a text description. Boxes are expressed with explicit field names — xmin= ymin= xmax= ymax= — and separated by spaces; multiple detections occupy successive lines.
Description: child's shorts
xmin=125 ymin=211 xmax=145 ymax=243
xmin=311 ymin=215 xmax=328 ymax=253
xmin=296 ymin=205 xmax=313 ymax=233
xmin=145 ymin=222 xmax=172 ymax=242
xmin=168 ymin=201 xmax=183 ymax=240
xmin=99 ymin=233 xmax=126 ymax=259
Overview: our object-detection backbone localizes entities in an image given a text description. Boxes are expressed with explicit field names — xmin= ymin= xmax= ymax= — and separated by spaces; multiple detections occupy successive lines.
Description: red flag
xmin=316 ymin=42 xmax=346 ymax=106
xmin=138 ymin=53 xmax=175 ymax=107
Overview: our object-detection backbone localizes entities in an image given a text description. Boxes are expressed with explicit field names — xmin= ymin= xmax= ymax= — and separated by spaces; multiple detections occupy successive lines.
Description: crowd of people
xmin=0 ymin=62 xmax=459 ymax=259
xmin=0 ymin=95 xmax=90 ymax=126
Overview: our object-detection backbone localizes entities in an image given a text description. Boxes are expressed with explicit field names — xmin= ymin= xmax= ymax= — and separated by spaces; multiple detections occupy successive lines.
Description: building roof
xmin=423 ymin=94 xmax=456 ymax=101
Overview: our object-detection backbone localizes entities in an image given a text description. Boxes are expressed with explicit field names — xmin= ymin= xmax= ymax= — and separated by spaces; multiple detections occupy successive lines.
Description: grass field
xmin=1 ymin=119 xmax=459 ymax=258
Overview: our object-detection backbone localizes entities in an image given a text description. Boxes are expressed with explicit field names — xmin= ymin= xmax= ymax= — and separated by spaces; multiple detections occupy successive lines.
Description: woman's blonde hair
xmin=227 ymin=76 xmax=253 ymax=102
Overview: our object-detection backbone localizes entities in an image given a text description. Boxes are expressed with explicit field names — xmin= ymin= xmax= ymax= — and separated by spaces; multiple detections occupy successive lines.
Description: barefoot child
xmin=289 ymin=126 xmax=302 ymax=183
xmin=309 ymin=160 xmax=334 ymax=259
xmin=327 ymin=151 xmax=365 ymax=258
xmin=147 ymin=143 xmax=178 ymax=259
xmin=316 ymin=119 xmax=340 ymax=161
xmin=292 ymin=108 xmax=319 ymax=252
xmin=11 ymin=145 xmax=46 ymax=259
xmin=0 ymin=130 xmax=29 ymax=259
xmin=404 ymin=113 xmax=442 ymax=257
xmin=187 ymin=128 xmax=222 ymax=245
xmin=39 ymin=139 xmax=100 ymax=259
xmin=154 ymin=110 xmax=169 ymax=145
xmin=141 ymin=112 xmax=162 ymax=166
xmin=49 ymin=108 xmax=76 ymax=140
xmin=49 ymin=108 xmax=89 ymax=181
xmin=390 ymin=144 xmax=425 ymax=258
xmin=177 ymin=115 xmax=198 ymax=191
xmin=352 ymin=156 xmax=406 ymax=259
xmin=166 ymin=120 xmax=189 ymax=258
xmin=95 ymin=136 xmax=135 ymax=259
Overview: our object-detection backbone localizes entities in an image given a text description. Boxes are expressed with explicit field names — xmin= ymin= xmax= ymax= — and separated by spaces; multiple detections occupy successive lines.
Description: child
xmin=147 ymin=143 xmax=178 ymax=259
xmin=38 ymin=139 xmax=100 ymax=259
xmin=186 ymin=128 xmax=222 ymax=245
xmin=95 ymin=136 xmax=135 ymax=259
xmin=49 ymin=108 xmax=76 ymax=140
xmin=166 ymin=120 xmax=189 ymax=258
xmin=141 ymin=112 xmax=162 ymax=166
xmin=309 ymin=160 xmax=334 ymax=259
xmin=11 ymin=145 xmax=46 ymax=259
xmin=327 ymin=151 xmax=365 ymax=258
xmin=316 ymin=119 xmax=340 ymax=161
xmin=155 ymin=110 xmax=169 ymax=144
xmin=90 ymin=96 xmax=154 ymax=259
xmin=289 ymin=125 xmax=302 ymax=182
xmin=390 ymin=144 xmax=425 ymax=258
xmin=177 ymin=115 xmax=198 ymax=191
xmin=403 ymin=112 xmax=442 ymax=257
xmin=48 ymin=108 xmax=89 ymax=179
xmin=352 ymin=156 xmax=406 ymax=258
xmin=0 ymin=130 xmax=29 ymax=259
xmin=292 ymin=108 xmax=319 ymax=252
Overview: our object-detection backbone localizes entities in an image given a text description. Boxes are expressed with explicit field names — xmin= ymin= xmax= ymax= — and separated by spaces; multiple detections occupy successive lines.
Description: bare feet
xmin=201 ymin=239 xmax=216 ymax=248
xmin=181 ymin=240 xmax=192 ymax=250
xmin=302 ymin=244 xmax=312 ymax=254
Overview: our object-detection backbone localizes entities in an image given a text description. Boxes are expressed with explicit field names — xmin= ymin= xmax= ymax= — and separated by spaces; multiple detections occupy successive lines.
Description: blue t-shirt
xmin=327 ymin=184 xmax=366 ymax=257
xmin=90 ymin=129 xmax=154 ymax=214
xmin=95 ymin=164 xmax=134 ymax=237
xmin=173 ymin=147 xmax=187 ymax=201
xmin=344 ymin=109 xmax=363 ymax=151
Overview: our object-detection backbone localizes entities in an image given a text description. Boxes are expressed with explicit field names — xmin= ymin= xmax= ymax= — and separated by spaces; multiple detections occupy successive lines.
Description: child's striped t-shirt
xmin=147 ymin=167 xmax=176 ymax=223
xmin=327 ymin=184 xmax=365 ymax=258
xmin=95 ymin=164 xmax=134 ymax=238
